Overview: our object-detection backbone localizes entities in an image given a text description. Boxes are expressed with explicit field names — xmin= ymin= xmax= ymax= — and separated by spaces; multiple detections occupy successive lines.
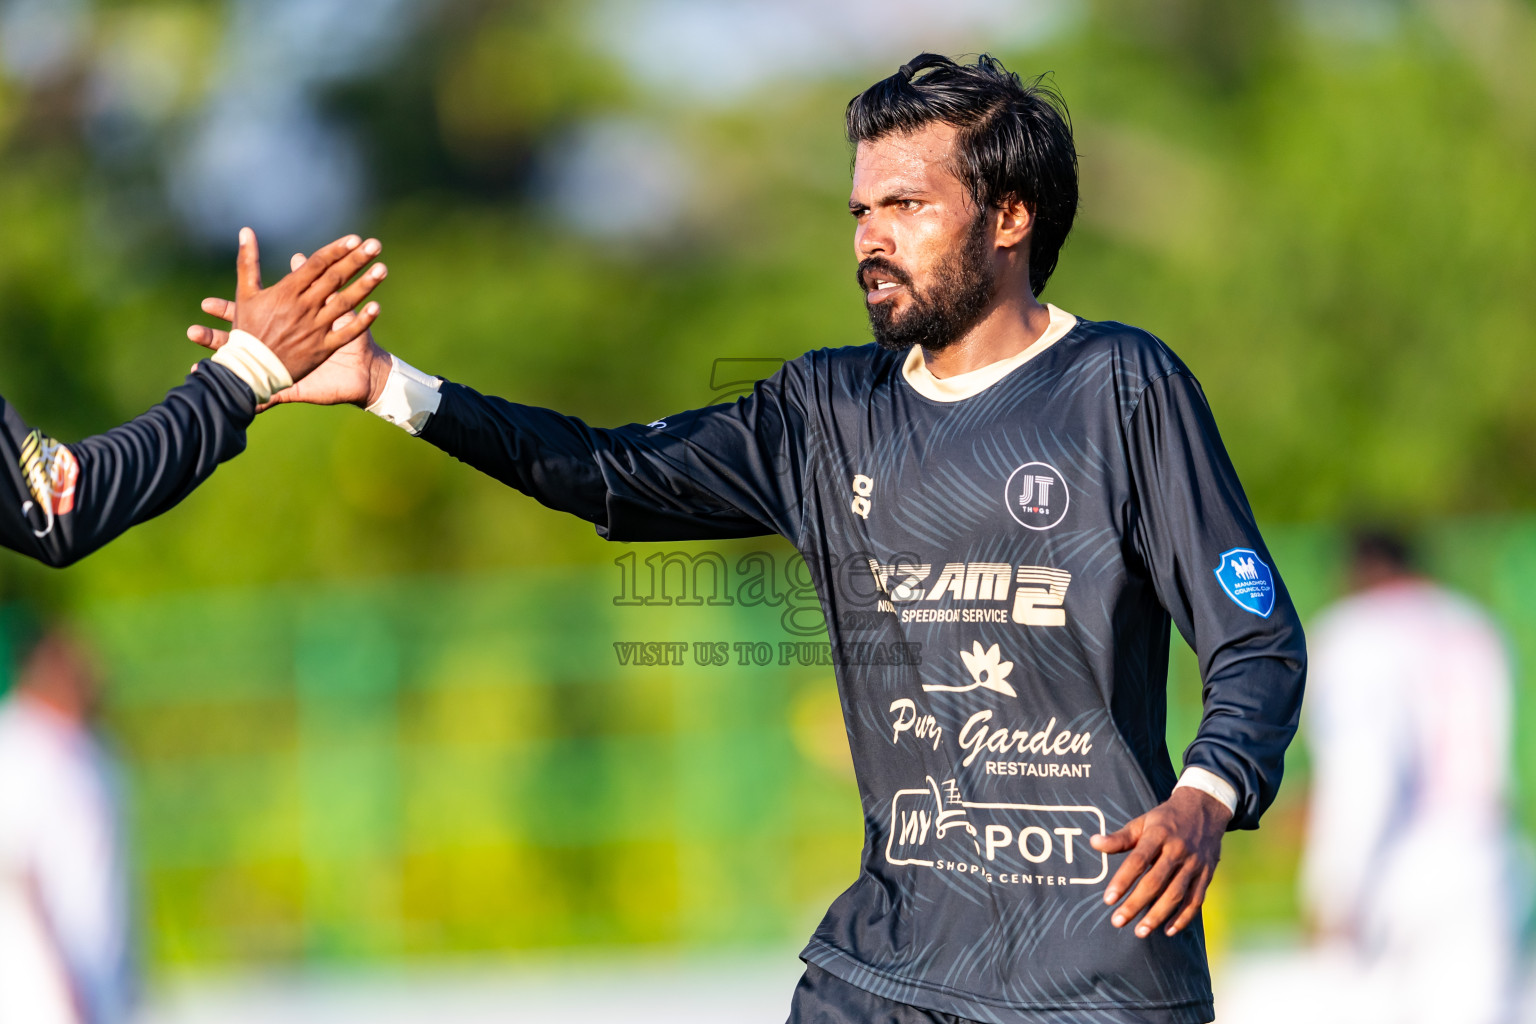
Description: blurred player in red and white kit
xmin=0 ymin=627 xmax=129 ymax=1024
xmin=1223 ymin=529 xmax=1517 ymax=1024
xmin=0 ymin=229 xmax=386 ymax=568
xmin=1302 ymin=529 xmax=1516 ymax=1023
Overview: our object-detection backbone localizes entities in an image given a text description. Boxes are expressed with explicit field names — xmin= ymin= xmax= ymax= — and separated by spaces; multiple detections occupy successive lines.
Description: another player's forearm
xmin=0 ymin=362 xmax=255 ymax=566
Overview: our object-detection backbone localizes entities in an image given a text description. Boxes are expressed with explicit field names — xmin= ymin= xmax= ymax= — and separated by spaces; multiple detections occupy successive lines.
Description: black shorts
xmin=787 ymin=963 xmax=981 ymax=1024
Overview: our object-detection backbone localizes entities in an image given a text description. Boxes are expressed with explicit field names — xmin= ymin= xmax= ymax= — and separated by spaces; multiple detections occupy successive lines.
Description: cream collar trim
xmin=901 ymin=304 xmax=1077 ymax=403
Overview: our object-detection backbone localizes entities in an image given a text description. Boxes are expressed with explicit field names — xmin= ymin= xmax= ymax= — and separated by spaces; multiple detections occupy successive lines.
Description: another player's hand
xmin=1090 ymin=786 xmax=1231 ymax=938
xmin=188 ymin=251 xmax=395 ymax=410
xmin=193 ymin=227 xmax=386 ymax=382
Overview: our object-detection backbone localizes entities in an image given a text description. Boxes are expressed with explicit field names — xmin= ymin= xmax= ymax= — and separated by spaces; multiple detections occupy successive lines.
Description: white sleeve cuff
xmin=210 ymin=329 xmax=293 ymax=404
xmin=1175 ymin=766 xmax=1238 ymax=817
xmin=366 ymin=354 xmax=442 ymax=435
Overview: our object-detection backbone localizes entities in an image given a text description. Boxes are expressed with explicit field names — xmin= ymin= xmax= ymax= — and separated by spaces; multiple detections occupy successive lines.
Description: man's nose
xmin=856 ymin=214 xmax=892 ymax=259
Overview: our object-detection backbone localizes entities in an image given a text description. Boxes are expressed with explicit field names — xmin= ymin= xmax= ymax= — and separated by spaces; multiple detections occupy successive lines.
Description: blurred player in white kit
xmin=1221 ymin=528 xmax=1518 ymax=1024
xmin=0 ymin=625 xmax=134 ymax=1024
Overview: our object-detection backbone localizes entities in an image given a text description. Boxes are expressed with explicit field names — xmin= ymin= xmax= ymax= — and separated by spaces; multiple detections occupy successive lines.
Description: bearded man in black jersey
xmin=193 ymin=54 xmax=1305 ymax=1024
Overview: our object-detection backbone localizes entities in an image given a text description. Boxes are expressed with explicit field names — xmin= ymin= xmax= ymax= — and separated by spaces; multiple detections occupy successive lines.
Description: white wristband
xmin=366 ymin=354 xmax=442 ymax=435
xmin=210 ymin=329 xmax=293 ymax=404
xmin=1174 ymin=766 xmax=1238 ymax=817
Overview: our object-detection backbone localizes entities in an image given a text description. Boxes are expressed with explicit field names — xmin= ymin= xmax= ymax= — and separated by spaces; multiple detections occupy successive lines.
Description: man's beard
xmin=860 ymin=215 xmax=996 ymax=353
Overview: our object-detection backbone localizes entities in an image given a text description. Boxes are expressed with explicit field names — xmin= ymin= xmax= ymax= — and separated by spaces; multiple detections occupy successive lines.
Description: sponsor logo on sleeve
xmin=1213 ymin=547 xmax=1275 ymax=617
xmin=1004 ymin=462 xmax=1068 ymax=530
xmin=18 ymin=430 xmax=78 ymax=538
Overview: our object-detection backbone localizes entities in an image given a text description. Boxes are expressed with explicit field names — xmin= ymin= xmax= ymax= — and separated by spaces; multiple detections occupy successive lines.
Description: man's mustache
xmin=857 ymin=257 xmax=913 ymax=292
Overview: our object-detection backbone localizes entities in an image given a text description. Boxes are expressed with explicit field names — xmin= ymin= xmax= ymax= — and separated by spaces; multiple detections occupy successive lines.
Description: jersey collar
xmin=901 ymin=304 xmax=1078 ymax=403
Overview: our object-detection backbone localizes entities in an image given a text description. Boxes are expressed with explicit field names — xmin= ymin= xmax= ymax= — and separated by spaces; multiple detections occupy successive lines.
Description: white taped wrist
xmin=1175 ymin=766 xmax=1238 ymax=817
xmin=367 ymin=354 xmax=442 ymax=435
xmin=211 ymin=329 xmax=294 ymax=404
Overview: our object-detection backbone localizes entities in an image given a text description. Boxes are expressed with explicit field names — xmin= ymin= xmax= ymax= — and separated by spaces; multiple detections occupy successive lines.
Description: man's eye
xmin=900 ymin=200 xmax=921 ymax=211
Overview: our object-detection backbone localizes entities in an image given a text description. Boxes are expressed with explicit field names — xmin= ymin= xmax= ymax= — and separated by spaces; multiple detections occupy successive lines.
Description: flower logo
xmin=923 ymin=642 xmax=1018 ymax=698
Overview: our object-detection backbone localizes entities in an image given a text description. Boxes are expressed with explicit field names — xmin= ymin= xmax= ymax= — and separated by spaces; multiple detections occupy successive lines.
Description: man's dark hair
xmin=846 ymin=53 xmax=1078 ymax=296
xmin=1349 ymin=526 xmax=1415 ymax=574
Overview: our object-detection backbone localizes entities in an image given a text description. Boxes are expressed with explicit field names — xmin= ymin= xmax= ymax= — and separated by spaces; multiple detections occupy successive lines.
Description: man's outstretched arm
xmin=0 ymin=230 xmax=386 ymax=566
xmin=416 ymin=371 xmax=807 ymax=542
xmin=189 ymin=297 xmax=809 ymax=544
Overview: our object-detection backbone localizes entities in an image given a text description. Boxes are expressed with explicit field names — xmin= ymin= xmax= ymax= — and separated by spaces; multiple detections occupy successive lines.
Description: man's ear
xmin=993 ymin=196 xmax=1034 ymax=251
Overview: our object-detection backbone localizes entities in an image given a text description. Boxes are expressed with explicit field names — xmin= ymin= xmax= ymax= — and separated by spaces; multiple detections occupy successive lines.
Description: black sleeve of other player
xmin=0 ymin=362 xmax=256 ymax=567
xmin=418 ymin=365 xmax=808 ymax=544
xmin=1126 ymin=371 xmax=1307 ymax=831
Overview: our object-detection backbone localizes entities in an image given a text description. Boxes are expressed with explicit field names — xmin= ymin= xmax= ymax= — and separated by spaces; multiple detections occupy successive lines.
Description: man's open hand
xmin=1090 ymin=786 xmax=1231 ymax=938
xmin=189 ymin=250 xmax=394 ymax=410
xmin=195 ymin=227 xmax=387 ymax=382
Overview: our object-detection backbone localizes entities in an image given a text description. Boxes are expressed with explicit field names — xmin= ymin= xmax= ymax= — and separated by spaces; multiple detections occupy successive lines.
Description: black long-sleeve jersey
xmin=0 ymin=363 xmax=255 ymax=567
xmin=415 ymin=316 xmax=1307 ymax=1024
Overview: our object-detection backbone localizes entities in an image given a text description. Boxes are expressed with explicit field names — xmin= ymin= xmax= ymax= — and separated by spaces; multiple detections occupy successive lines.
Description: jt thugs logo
xmin=1005 ymin=462 xmax=1068 ymax=531
xmin=1214 ymin=547 xmax=1276 ymax=617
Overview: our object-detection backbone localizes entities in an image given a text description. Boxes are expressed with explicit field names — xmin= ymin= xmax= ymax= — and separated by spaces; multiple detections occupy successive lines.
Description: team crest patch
xmin=19 ymin=430 xmax=79 ymax=537
xmin=1213 ymin=548 xmax=1275 ymax=618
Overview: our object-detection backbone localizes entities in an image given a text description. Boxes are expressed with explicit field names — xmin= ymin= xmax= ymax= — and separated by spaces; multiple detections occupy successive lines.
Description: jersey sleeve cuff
xmin=210 ymin=329 xmax=294 ymax=404
xmin=366 ymin=354 xmax=442 ymax=435
xmin=1175 ymin=766 xmax=1238 ymax=817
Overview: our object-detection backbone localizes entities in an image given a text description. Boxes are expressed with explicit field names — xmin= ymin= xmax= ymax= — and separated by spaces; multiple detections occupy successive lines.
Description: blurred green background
xmin=0 ymin=0 xmax=1534 ymax=981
